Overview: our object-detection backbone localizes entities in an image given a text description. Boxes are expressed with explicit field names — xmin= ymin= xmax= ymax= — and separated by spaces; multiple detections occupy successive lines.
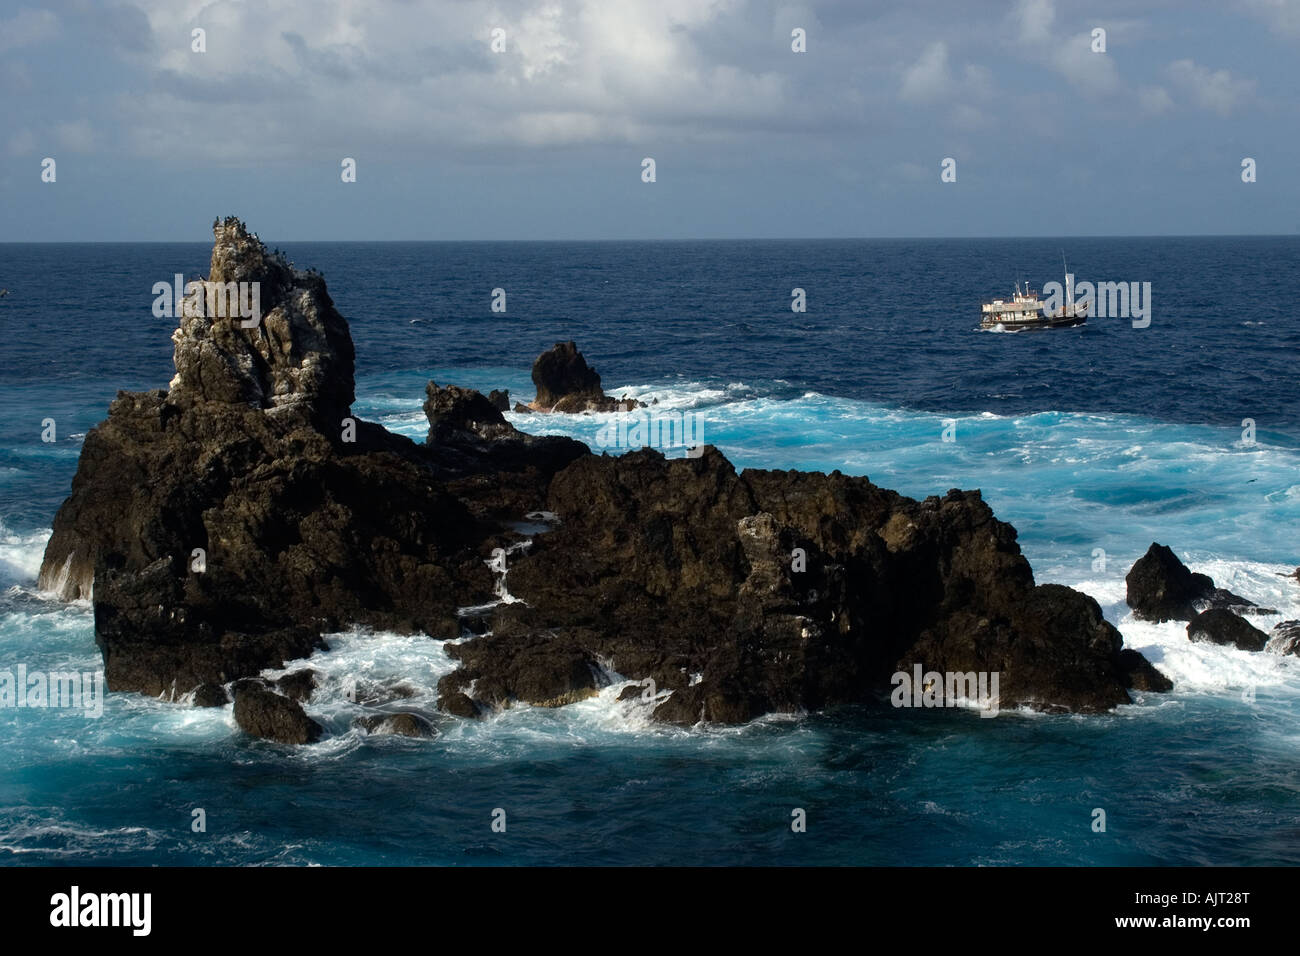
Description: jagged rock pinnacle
xmin=168 ymin=217 xmax=355 ymax=428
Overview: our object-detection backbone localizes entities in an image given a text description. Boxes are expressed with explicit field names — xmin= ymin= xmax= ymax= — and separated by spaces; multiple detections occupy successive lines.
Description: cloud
xmin=1053 ymin=31 xmax=1120 ymax=95
xmin=1016 ymin=0 xmax=1055 ymax=44
xmin=1240 ymin=0 xmax=1300 ymax=37
xmin=116 ymin=0 xmax=794 ymax=158
xmin=900 ymin=41 xmax=951 ymax=103
xmin=0 ymin=8 xmax=58 ymax=53
xmin=1138 ymin=85 xmax=1173 ymax=114
xmin=1166 ymin=59 xmax=1255 ymax=115
xmin=1012 ymin=0 xmax=1120 ymax=95
xmin=55 ymin=120 xmax=95 ymax=152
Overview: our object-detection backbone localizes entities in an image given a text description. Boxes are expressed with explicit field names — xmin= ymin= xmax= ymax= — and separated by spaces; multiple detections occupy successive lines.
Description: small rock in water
xmin=1126 ymin=543 xmax=1256 ymax=622
xmin=274 ymin=669 xmax=318 ymax=702
xmin=233 ymin=684 xmax=323 ymax=744
xmin=191 ymin=682 xmax=230 ymax=707
xmin=1269 ymin=620 xmax=1300 ymax=656
xmin=1187 ymin=609 xmax=1269 ymax=652
xmin=354 ymin=712 xmax=437 ymax=738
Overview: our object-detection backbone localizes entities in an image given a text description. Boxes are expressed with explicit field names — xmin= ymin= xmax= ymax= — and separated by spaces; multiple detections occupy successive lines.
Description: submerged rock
xmin=274 ymin=669 xmax=318 ymax=702
xmin=233 ymin=684 xmax=322 ymax=744
xmin=354 ymin=712 xmax=437 ymax=738
xmin=40 ymin=218 xmax=1171 ymax=740
xmin=1125 ymin=543 xmax=1259 ymax=622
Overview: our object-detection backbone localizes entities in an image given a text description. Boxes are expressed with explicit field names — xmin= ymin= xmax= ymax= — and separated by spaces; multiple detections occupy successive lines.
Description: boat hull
xmin=980 ymin=313 xmax=1086 ymax=330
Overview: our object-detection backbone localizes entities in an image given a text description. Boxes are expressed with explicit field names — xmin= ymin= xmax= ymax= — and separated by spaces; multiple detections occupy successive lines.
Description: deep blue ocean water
xmin=1 ymin=237 xmax=1299 ymax=865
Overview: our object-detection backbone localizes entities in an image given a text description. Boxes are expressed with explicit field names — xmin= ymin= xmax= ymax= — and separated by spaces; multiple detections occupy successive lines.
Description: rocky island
xmin=39 ymin=219 xmax=1172 ymax=742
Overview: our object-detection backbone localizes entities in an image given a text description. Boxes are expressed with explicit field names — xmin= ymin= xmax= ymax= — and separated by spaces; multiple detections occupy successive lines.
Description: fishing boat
xmin=980 ymin=259 xmax=1087 ymax=330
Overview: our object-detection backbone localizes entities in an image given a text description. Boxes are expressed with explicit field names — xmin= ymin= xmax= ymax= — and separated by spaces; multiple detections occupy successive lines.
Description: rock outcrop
xmin=1187 ymin=609 xmax=1269 ymax=652
xmin=529 ymin=341 xmax=638 ymax=412
xmin=39 ymin=219 xmax=1170 ymax=741
xmin=39 ymin=218 xmax=584 ymax=699
xmin=424 ymin=382 xmax=518 ymax=442
xmin=436 ymin=451 xmax=1165 ymax=719
xmin=1125 ymin=543 xmax=1260 ymax=622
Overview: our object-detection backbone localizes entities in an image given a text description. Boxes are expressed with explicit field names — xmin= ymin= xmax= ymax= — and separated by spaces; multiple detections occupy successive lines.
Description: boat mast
xmin=1062 ymin=250 xmax=1074 ymax=310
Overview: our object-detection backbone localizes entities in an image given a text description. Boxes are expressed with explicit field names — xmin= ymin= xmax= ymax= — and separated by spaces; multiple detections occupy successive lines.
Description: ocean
xmin=1 ymin=236 xmax=1299 ymax=865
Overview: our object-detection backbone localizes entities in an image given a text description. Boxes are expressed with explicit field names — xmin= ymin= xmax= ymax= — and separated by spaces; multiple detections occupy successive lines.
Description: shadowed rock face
xmin=1187 ymin=609 xmax=1269 ymax=652
xmin=530 ymin=340 xmax=633 ymax=412
xmin=39 ymin=219 xmax=1169 ymax=736
xmin=1125 ymin=542 xmax=1262 ymax=622
xmin=424 ymin=382 xmax=517 ymax=442
xmin=481 ymin=450 xmax=1152 ymax=720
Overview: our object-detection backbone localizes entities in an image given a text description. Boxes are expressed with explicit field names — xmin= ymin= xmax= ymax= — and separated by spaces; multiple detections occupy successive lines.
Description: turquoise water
xmin=2 ymin=238 xmax=1299 ymax=865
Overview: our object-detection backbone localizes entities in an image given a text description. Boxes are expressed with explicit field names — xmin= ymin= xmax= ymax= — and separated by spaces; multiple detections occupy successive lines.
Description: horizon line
xmin=2 ymin=232 xmax=1298 ymax=245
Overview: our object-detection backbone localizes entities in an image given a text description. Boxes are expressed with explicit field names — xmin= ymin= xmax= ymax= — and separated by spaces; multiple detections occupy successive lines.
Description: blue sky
xmin=0 ymin=0 xmax=1296 ymax=240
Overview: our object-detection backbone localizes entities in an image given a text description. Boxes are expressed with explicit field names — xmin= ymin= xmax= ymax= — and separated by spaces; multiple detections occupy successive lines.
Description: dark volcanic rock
xmin=38 ymin=219 xmax=584 ymax=705
xmin=191 ymin=682 xmax=230 ymax=707
xmin=354 ymin=712 xmax=437 ymax=738
xmin=438 ymin=630 xmax=601 ymax=712
xmin=1116 ymin=648 xmax=1174 ymax=692
xmin=1270 ymin=620 xmax=1300 ymax=655
xmin=443 ymin=448 xmax=1169 ymax=721
xmin=39 ymin=217 xmax=1171 ymax=736
xmin=1187 ymin=609 xmax=1269 ymax=652
xmin=233 ymin=684 xmax=323 ymax=744
xmin=487 ymin=389 xmax=510 ymax=412
xmin=424 ymin=382 xmax=517 ymax=442
xmin=1125 ymin=543 xmax=1257 ymax=622
xmin=529 ymin=341 xmax=637 ymax=413
xmin=439 ymin=691 xmax=479 ymax=718
xmin=274 ymin=669 xmax=318 ymax=702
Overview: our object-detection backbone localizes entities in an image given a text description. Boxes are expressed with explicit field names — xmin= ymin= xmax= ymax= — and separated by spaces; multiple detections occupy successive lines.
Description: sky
xmin=0 ymin=0 xmax=1297 ymax=240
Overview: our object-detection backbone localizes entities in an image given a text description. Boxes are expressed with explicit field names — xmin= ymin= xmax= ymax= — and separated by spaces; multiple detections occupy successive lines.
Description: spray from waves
xmin=1070 ymin=556 xmax=1300 ymax=698
xmin=246 ymin=625 xmax=814 ymax=755
xmin=0 ymin=519 xmax=49 ymax=588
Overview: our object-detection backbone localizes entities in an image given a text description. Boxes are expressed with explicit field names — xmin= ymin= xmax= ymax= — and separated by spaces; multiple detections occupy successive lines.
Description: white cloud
xmin=900 ymin=41 xmax=951 ymax=103
xmin=118 ymin=0 xmax=792 ymax=158
xmin=1012 ymin=0 xmax=1120 ymax=95
xmin=1054 ymin=31 xmax=1120 ymax=95
xmin=1016 ymin=0 xmax=1055 ymax=44
xmin=1138 ymin=85 xmax=1173 ymax=114
xmin=1167 ymin=59 xmax=1255 ymax=115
